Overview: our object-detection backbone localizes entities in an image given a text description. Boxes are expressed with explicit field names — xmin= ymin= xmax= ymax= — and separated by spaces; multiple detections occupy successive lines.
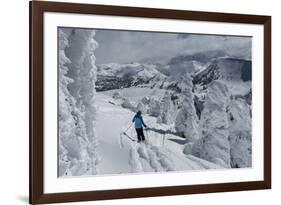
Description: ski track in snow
xmin=95 ymin=92 xmax=221 ymax=175
xmin=137 ymin=143 xmax=170 ymax=172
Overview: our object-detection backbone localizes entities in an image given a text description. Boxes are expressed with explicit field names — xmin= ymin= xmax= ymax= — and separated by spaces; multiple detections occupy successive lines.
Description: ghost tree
xmin=157 ymin=91 xmax=177 ymax=125
xmin=191 ymin=80 xmax=231 ymax=167
xmin=227 ymin=97 xmax=252 ymax=168
xmin=174 ymin=73 xmax=199 ymax=142
xmin=60 ymin=28 xmax=100 ymax=176
xmin=58 ymin=29 xmax=78 ymax=176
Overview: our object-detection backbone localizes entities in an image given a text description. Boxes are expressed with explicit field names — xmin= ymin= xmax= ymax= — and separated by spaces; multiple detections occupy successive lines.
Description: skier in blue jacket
xmin=132 ymin=111 xmax=147 ymax=142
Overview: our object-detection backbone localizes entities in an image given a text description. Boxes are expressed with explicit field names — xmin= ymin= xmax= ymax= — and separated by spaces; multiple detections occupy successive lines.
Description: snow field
xmin=95 ymin=92 xmax=222 ymax=175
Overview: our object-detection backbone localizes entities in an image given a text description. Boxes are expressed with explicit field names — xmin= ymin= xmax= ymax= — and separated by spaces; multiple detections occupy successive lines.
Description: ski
xmin=122 ymin=132 xmax=136 ymax=142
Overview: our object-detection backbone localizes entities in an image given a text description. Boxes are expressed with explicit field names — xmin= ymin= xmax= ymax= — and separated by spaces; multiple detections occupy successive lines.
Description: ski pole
xmin=145 ymin=128 xmax=149 ymax=144
xmin=124 ymin=122 xmax=133 ymax=133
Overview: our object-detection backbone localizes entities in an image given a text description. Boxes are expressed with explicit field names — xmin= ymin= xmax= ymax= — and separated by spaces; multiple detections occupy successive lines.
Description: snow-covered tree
xmin=147 ymin=97 xmax=161 ymax=117
xmin=191 ymin=80 xmax=231 ymax=167
xmin=122 ymin=98 xmax=136 ymax=112
xmin=136 ymin=97 xmax=151 ymax=114
xmin=58 ymin=29 xmax=77 ymax=176
xmin=157 ymin=91 xmax=177 ymax=125
xmin=174 ymin=73 xmax=199 ymax=141
xmin=58 ymin=29 xmax=92 ymax=176
xmin=60 ymin=28 xmax=100 ymax=176
xmin=112 ymin=91 xmax=122 ymax=99
xmin=227 ymin=98 xmax=252 ymax=168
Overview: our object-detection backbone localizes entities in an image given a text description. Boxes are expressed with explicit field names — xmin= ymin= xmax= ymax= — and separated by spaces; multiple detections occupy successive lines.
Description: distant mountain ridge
xmin=96 ymin=63 xmax=165 ymax=91
xmin=168 ymin=49 xmax=229 ymax=65
xmin=96 ymin=50 xmax=252 ymax=93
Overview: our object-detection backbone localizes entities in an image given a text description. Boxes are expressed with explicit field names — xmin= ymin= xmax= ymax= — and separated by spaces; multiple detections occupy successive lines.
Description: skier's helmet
xmin=137 ymin=110 xmax=142 ymax=115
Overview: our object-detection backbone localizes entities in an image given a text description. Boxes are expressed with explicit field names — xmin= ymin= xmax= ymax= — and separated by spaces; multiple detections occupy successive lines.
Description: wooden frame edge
xmin=263 ymin=16 xmax=272 ymax=189
xmin=30 ymin=1 xmax=44 ymax=204
xmin=32 ymin=181 xmax=269 ymax=204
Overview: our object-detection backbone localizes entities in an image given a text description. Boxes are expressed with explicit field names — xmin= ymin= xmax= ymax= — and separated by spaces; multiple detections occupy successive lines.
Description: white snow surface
xmin=95 ymin=92 xmax=221 ymax=175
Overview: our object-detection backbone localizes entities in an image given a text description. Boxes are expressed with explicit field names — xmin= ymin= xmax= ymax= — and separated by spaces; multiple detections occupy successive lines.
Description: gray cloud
xmin=94 ymin=29 xmax=252 ymax=64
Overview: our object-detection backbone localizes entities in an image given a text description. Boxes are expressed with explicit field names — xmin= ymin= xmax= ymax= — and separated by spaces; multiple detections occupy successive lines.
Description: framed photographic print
xmin=29 ymin=0 xmax=271 ymax=204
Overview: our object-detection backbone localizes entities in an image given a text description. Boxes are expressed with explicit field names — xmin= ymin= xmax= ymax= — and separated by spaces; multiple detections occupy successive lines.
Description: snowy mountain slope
xmin=97 ymin=63 xmax=160 ymax=78
xmin=94 ymin=50 xmax=252 ymax=171
xmin=96 ymin=55 xmax=252 ymax=103
xmin=217 ymin=58 xmax=252 ymax=82
xmin=193 ymin=58 xmax=251 ymax=94
xmin=96 ymin=63 xmax=166 ymax=91
xmin=95 ymin=92 xmax=221 ymax=175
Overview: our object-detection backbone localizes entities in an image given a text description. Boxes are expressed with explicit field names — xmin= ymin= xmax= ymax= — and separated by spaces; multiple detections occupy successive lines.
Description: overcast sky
xmin=94 ymin=29 xmax=252 ymax=65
